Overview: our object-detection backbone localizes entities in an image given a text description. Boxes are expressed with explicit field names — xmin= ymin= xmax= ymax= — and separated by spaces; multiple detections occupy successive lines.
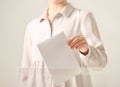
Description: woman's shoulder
xmin=24 ymin=16 xmax=41 ymax=33
xmin=73 ymin=8 xmax=94 ymax=18
xmin=25 ymin=16 xmax=42 ymax=31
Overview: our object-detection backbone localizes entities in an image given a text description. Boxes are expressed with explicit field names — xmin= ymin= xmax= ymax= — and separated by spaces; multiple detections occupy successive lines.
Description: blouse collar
xmin=40 ymin=3 xmax=75 ymax=23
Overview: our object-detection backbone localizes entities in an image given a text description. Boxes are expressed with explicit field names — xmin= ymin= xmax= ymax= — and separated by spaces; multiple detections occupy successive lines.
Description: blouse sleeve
xmin=19 ymin=24 xmax=32 ymax=87
xmin=79 ymin=11 xmax=107 ymax=67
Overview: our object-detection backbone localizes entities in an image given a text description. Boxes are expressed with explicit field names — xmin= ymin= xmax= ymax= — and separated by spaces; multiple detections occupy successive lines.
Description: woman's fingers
xmin=67 ymin=35 xmax=89 ymax=53
xmin=70 ymin=37 xmax=84 ymax=47
xmin=67 ymin=35 xmax=81 ymax=45
xmin=72 ymin=40 xmax=86 ymax=49
xmin=67 ymin=35 xmax=86 ymax=48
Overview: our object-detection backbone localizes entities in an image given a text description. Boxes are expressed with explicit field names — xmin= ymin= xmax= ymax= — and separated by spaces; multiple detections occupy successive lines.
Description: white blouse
xmin=19 ymin=3 xmax=107 ymax=87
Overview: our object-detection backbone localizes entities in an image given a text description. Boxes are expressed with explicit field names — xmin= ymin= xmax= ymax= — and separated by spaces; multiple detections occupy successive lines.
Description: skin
xmin=48 ymin=0 xmax=89 ymax=55
xmin=67 ymin=35 xmax=89 ymax=55
xmin=48 ymin=0 xmax=68 ymax=21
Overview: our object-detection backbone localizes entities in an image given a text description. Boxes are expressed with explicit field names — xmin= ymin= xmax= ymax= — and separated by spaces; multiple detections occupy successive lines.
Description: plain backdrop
xmin=0 ymin=0 xmax=120 ymax=87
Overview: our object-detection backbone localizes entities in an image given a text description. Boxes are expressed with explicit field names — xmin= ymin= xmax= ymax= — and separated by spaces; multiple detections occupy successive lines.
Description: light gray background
xmin=0 ymin=0 xmax=120 ymax=87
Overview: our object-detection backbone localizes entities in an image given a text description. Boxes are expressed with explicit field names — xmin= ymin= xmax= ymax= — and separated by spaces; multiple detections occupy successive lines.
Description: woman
xmin=20 ymin=0 xmax=107 ymax=87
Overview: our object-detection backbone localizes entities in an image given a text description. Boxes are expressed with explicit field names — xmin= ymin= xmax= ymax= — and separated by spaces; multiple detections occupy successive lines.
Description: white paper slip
xmin=37 ymin=32 xmax=81 ymax=86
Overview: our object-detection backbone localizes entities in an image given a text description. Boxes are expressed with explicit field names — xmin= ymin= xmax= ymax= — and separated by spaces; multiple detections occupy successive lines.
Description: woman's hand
xmin=67 ymin=35 xmax=89 ymax=55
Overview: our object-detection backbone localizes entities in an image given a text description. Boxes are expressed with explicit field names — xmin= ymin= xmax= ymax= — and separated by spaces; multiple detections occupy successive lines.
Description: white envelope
xmin=37 ymin=32 xmax=81 ymax=86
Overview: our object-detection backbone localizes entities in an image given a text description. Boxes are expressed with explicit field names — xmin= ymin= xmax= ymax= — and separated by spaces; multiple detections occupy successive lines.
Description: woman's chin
xmin=50 ymin=0 xmax=67 ymax=4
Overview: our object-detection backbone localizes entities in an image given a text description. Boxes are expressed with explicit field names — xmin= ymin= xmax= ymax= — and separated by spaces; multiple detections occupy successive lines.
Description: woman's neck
xmin=48 ymin=1 xmax=68 ymax=22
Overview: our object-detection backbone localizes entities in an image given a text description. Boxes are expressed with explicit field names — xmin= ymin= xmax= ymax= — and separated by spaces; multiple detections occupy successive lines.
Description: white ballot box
xmin=37 ymin=32 xmax=81 ymax=86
